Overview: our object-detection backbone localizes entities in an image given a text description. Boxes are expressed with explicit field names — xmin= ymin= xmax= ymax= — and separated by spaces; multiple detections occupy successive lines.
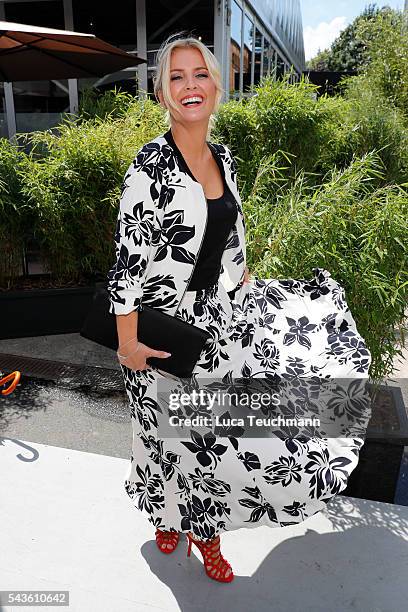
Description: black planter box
xmin=340 ymin=440 xmax=405 ymax=503
xmin=340 ymin=384 xmax=408 ymax=505
xmin=0 ymin=285 xmax=96 ymax=338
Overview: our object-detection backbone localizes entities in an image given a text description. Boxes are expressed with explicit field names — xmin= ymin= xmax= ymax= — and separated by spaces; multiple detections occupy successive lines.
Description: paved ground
xmin=0 ymin=333 xmax=121 ymax=371
xmin=1 ymin=435 xmax=407 ymax=612
xmin=0 ymin=331 xmax=407 ymax=611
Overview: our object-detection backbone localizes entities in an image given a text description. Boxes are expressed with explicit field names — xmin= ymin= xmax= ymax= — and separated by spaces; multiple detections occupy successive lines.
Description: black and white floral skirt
xmin=120 ymin=268 xmax=372 ymax=541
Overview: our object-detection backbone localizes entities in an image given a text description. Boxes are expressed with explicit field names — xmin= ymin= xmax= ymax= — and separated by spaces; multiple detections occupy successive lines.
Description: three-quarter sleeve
xmin=106 ymin=163 xmax=157 ymax=316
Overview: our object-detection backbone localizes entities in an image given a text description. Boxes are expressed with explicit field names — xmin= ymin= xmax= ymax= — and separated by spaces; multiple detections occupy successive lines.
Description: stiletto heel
xmin=155 ymin=529 xmax=180 ymax=554
xmin=186 ymin=532 xmax=234 ymax=583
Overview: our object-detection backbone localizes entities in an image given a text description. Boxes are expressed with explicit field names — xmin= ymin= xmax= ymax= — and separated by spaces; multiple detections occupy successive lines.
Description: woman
xmin=107 ymin=34 xmax=372 ymax=584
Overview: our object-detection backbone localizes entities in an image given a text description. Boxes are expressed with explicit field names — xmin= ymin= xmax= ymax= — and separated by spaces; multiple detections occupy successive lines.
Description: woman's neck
xmin=170 ymin=123 xmax=209 ymax=164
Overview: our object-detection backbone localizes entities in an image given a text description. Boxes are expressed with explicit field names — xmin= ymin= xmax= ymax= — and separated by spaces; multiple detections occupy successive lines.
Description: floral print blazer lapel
xmin=107 ymin=128 xmax=246 ymax=316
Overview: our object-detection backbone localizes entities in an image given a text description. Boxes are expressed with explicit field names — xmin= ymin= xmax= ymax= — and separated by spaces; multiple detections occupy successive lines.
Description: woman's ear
xmin=156 ymin=89 xmax=166 ymax=109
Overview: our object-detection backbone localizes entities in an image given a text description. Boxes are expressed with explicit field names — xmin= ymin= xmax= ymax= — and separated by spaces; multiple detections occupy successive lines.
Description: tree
xmin=356 ymin=7 xmax=408 ymax=114
xmin=307 ymin=3 xmax=394 ymax=72
xmin=306 ymin=49 xmax=330 ymax=71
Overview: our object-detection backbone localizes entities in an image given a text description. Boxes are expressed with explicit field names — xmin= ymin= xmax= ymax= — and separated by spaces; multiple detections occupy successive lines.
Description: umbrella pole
xmin=68 ymin=78 xmax=79 ymax=114
xmin=64 ymin=0 xmax=79 ymax=115
xmin=4 ymin=82 xmax=17 ymax=141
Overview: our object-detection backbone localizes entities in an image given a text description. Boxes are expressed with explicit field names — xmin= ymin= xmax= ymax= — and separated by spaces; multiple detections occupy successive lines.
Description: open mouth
xmin=181 ymin=96 xmax=204 ymax=108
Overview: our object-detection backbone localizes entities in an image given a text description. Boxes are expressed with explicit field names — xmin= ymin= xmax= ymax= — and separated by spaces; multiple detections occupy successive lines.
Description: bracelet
xmin=117 ymin=341 xmax=140 ymax=361
xmin=118 ymin=335 xmax=138 ymax=350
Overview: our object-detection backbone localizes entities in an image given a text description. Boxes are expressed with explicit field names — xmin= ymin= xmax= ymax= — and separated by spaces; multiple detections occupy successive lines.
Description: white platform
xmin=1 ymin=438 xmax=407 ymax=612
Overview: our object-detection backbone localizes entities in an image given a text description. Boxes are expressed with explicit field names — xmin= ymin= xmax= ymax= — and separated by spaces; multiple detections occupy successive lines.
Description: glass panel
xmin=12 ymin=80 xmax=70 ymax=134
xmin=253 ymin=28 xmax=262 ymax=86
xmin=270 ymin=48 xmax=277 ymax=79
xmin=276 ymin=55 xmax=285 ymax=79
xmin=230 ymin=0 xmax=242 ymax=97
xmin=73 ymin=0 xmax=136 ymax=46
xmin=240 ymin=0 xmax=305 ymax=71
xmin=15 ymin=112 xmax=68 ymax=134
xmin=146 ymin=0 xmax=214 ymax=48
xmin=262 ymin=37 xmax=270 ymax=77
xmin=243 ymin=14 xmax=253 ymax=93
xmin=146 ymin=1 xmax=215 ymax=98
xmin=0 ymin=92 xmax=6 ymax=138
xmin=4 ymin=1 xmax=69 ymax=135
xmin=73 ymin=0 xmax=138 ymax=96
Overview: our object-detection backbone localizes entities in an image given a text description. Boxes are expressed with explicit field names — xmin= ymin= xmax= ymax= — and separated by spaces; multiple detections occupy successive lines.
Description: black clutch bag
xmin=80 ymin=284 xmax=211 ymax=378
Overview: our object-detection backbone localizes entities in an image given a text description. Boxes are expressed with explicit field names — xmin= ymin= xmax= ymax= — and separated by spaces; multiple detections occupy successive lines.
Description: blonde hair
xmin=153 ymin=31 xmax=224 ymax=140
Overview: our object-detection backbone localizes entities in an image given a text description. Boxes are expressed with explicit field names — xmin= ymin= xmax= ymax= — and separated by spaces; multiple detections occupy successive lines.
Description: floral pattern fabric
xmin=106 ymin=132 xmax=246 ymax=317
xmin=120 ymin=269 xmax=372 ymax=541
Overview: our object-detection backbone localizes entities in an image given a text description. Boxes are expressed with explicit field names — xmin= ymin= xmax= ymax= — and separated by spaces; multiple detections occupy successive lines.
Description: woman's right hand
xmin=118 ymin=340 xmax=171 ymax=372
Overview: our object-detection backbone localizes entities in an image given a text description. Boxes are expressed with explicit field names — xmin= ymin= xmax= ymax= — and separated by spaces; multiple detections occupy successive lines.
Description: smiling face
xmin=158 ymin=46 xmax=217 ymax=126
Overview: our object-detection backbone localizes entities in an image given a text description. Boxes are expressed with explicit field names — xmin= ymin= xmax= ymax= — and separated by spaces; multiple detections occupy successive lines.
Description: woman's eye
xmin=171 ymin=73 xmax=208 ymax=80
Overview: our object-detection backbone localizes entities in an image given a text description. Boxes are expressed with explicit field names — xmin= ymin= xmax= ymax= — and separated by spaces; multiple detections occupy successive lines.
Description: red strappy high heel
xmin=186 ymin=532 xmax=234 ymax=583
xmin=155 ymin=529 xmax=180 ymax=554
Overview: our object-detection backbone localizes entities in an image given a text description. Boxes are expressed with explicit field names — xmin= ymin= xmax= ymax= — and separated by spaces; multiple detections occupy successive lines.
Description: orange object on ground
xmin=0 ymin=371 xmax=21 ymax=395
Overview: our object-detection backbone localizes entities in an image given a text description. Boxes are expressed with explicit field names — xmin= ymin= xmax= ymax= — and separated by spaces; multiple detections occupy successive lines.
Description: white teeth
xmin=181 ymin=96 xmax=203 ymax=105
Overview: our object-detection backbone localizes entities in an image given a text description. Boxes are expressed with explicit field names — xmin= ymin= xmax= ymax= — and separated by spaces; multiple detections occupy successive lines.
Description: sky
xmin=301 ymin=0 xmax=406 ymax=61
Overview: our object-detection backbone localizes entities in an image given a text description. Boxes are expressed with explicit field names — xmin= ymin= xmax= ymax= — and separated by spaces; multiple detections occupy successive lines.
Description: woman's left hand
xmin=244 ymin=266 xmax=251 ymax=283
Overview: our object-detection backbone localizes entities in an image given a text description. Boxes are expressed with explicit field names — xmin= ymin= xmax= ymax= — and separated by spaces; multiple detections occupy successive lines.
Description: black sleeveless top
xmin=163 ymin=129 xmax=238 ymax=291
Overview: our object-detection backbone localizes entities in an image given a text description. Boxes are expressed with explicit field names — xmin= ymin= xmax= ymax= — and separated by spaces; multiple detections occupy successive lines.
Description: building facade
xmin=0 ymin=0 xmax=304 ymax=138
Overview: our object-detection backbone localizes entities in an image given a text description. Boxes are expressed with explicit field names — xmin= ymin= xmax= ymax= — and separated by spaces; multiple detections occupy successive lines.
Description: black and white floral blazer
xmin=107 ymin=129 xmax=246 ymax=316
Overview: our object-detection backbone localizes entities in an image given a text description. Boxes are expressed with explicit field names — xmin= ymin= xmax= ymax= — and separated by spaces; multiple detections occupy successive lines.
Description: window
xmin=0 ymin=93 xmax=6 ymax=139
xmin=253 ymin=27 xmax=262 ymax=86
xmin=270 ymin=48 xmax=277 ymax=79
xmin=243 ymin=14 xmax=254 ymax=93
xmin=276 ymin=55 xmax=285 ymax=79
xmin=230 ymin=0 xmax=242 ymax=96
xmin=263 ymin=37 xmax=270 ymax=77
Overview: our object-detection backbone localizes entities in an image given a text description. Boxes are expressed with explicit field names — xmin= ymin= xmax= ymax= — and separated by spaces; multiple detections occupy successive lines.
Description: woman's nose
xmin=185 ymin=75 xmax=197 ymax=89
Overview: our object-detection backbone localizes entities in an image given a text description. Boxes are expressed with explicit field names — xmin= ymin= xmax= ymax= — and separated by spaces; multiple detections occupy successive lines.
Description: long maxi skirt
xmin=120 ymin=267 xmax=372 ymax=541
